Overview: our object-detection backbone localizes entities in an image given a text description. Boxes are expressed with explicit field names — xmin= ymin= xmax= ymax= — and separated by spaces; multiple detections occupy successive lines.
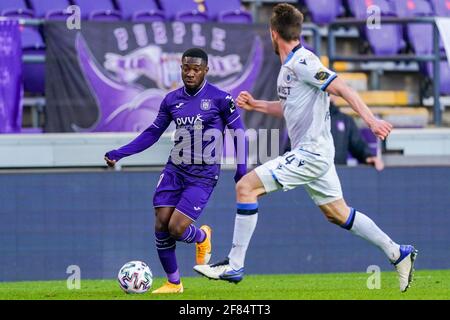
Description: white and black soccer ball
xmin=117 ymin=261 xmax=153 ymax=294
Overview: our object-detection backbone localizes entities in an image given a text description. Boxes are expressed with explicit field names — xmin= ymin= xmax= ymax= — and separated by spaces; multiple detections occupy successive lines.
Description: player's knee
xmin=168 ymin=222 xmax=185 ymax=239
xmin=236 ymin=178 xmax=254 ymax=199
xmin=154 ymin=214 xmax=169 ymax=232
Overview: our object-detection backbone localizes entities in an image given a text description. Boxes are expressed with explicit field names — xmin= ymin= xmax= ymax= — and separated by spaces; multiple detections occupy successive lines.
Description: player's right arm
xmin=104 ymin=99 xmax=172 ymax=167
xmin=326 ymin=78 xmax=393 ymax=141
xmin=236 ymin=91 xmax=283 ymax=118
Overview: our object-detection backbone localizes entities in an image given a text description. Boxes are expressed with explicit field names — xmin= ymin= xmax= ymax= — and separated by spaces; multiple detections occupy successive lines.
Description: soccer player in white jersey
xmin=194 ymin=3 xmax=417 ymax=292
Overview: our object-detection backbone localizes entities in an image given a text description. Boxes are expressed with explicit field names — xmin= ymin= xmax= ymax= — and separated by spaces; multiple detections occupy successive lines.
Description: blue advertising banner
xmin=0 ymin=19 xmax=23 ymax=133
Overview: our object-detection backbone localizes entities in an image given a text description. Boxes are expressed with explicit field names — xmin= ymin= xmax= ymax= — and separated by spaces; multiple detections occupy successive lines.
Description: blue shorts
xmin=153 ymin=165 xmax=217 ymax=221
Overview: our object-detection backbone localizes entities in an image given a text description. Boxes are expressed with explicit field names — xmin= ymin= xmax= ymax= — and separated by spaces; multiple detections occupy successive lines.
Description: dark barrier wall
xmin=1 ymin=167 xmax=449 ymax=282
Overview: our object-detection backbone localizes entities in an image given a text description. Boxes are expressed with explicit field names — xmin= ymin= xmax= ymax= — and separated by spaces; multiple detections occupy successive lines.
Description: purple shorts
xmin=153 ymin=165 xmax=217 ymax=221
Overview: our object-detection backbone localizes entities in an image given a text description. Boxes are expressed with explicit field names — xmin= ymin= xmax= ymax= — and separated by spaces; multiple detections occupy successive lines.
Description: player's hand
xmin=366 ymin=156 xmax=385 ymax=171
xmin=236 ymin=91 xmax=256 ymax=111
xmin=368 ymin=119 xmax=393 ymax=141
xmin=104 ymin=156 xmax=116 ymax=168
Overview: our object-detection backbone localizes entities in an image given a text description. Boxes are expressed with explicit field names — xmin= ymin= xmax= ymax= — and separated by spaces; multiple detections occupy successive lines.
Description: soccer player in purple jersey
xmin=104 ymin=48 xmax=247 ymax=294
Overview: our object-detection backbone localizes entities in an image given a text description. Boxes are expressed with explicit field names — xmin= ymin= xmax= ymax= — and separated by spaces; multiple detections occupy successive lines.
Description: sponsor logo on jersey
xmin=314 ymin=69 xmax=331 ymax=83
xmin=298 ymin=58 xmax=307 ymax=66
xmin=176 ymin=114 xmax=204 ymax=129
xmin=225 ymin=95 xmax=236 ymax=113
xmin=175 ymin=102 xmax=184 ymax=109
xmin=277 ymin=86 xmax=292 ymax=100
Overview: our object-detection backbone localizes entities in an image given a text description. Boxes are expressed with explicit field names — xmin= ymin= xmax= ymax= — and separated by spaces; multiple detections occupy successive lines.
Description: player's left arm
xmin=220 ymin=95 xmax=248 ymax=183
xmin=104 ymin=98 xmax=172 ymax=167
xmin=326 ymin=78 xmax=393 ymax=141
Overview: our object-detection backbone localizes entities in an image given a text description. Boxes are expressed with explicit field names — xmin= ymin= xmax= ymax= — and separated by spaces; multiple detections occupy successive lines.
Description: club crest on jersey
xmin=200 ymin=99 xmax=211 ymax=111
xmin=284 ymin=71 xmax=294 ymax=84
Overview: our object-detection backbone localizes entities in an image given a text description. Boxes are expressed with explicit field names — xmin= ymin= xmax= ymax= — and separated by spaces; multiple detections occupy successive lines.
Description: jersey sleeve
xmin=219 ymin=94 xmax=241 ymax=126
xmin=152 ymin=97 xmax=172 ymax=131
xmin=293 ymin=53 xmax=337 ymax=91
xmin=104 ymin=98 xmax=172 ymax=161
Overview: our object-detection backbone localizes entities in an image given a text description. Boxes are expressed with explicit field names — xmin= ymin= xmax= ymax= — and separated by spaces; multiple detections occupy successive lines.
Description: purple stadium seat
xmin=73 ymin=0 xmax=122 ymax=21
xmin=391 ymin=0 xmax=434 ymax=55
xmin=131 ymin=12 xmax=165 ymax=22
xmin=23 ymin=54 xmax=45 ymax=94
xmin=21 ymin=25 xmax=45 ymax=94
xmin=429 ymin=0 xmax=450 ymax=16
xmin=159 ymin=0 xmax=209 ymax=22
xmin=115 ymin=0 xmax=165 ymax=21
xmin=392 ymin=1 xmax=450 ymax=95
xmin=205 ymin=0 xmax=252 ymax=23
xmin=426 ymin=62 xmax=450 ymax=95
xmin=347 ymin=0 xmax=396 ymax=18
xmin=21 ymin=27 xmax=46 ymax=94
xmin=304 ymin=0 xmax=343 ymax=24
xmin=0 ymin=0 xmax=34 ymax=17
xmin=217 ymin=11 xmax=252 ymax=24
xmin=28 ymin=0 xmax=71 ymax=20
xmin=348 ymin=0 xmax=405 ymax=55
xmin=20 ymin=26 xmax=45 ymax=50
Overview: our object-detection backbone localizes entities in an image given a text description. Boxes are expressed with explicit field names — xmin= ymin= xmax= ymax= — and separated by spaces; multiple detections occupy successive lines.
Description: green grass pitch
xmin=0 ymin=270 xmax=449 ymax=300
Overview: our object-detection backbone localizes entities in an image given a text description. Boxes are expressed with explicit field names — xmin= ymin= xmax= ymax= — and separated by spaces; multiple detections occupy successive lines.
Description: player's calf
xmin=319 ymin=199 xmax=350 ymax=226
xmin=235 ymin=171 xmax=266 ymax=203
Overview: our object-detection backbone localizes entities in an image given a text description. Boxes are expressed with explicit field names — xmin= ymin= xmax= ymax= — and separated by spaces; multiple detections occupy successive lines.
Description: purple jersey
xmin=106 ymin=81 xmax=244 ymax=181
xmin=162 ymin=82 xmax=240 ymax=180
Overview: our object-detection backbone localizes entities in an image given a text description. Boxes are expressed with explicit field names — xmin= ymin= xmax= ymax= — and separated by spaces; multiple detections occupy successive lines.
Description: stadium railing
xmin=18 ymin=18 xmax=46 ymax=131
xmin=327 ymin=17 xmax=446 ymax=126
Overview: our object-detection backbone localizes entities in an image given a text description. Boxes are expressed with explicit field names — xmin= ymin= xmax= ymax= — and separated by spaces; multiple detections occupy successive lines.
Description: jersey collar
xmin=283 ymin=43 xmax=303 ymax=65
xmin=184 ymin=80 xmax=207 ymax=97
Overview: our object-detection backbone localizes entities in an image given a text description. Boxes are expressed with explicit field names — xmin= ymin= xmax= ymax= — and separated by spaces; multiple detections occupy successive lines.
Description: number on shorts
xmin=285 ymin=154 xmax=296 ymax=165
xmin=284 ymin=154 xmax=306 ymax=167
xmin=157 ymin=173 xmax=164 ymax=187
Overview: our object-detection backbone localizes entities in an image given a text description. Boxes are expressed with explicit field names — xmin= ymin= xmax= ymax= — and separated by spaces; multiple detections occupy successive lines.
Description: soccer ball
xmin=117 ymin=261 xmax=153 ymax=294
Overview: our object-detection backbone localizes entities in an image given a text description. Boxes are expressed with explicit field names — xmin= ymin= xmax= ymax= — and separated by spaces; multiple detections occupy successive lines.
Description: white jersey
xmin=277 ymin=46 xmax=337 ymax=159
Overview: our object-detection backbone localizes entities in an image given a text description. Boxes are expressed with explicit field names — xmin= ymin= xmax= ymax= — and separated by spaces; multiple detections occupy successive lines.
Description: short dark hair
xmin=182 ymin=48 xmax=208 ymax=65
xmin=270 ymin=3 xmax=304 ymax=42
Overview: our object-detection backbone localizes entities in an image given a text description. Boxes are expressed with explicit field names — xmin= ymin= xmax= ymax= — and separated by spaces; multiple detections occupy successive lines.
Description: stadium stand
xmin=28 ymin=0 xmax=72 ymax=20
xmin=0 ymin=0 xmax=449 ymax=132
xmin=73 ymin=0 xmax=122 ymax=21
xmin=387 ymin=0 xmax=450 ymax=95
xmin=429 ymin=0 xmax=450 ymax=16
xmin=302 ymin=0 xmax=344 ymax=24
xmin=347 ymin=0 xmax=405 ymax=55
xmin=115 ymin=0 xmax=165 ymax=21
xmin=159 ymin=0 xmax=209 ymax=22
xmin=206 ymin=0 xmax=253 ymax=23
xmin=0 ymin=0 xmax=32 ymax=16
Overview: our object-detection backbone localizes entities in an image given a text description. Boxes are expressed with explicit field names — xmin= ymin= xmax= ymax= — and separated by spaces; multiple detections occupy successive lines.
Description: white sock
xmin=228 ymin=213 xmax=258 ymax=270
xmin=349 ymin=210 xmax=400 ymax=262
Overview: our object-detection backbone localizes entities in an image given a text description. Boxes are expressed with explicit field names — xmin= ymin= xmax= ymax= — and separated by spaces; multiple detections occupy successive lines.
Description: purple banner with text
xmin=0 ymin=19 xmax=23 ymax=134
xmin=45 ymin=21 xmax=283 ymax=135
